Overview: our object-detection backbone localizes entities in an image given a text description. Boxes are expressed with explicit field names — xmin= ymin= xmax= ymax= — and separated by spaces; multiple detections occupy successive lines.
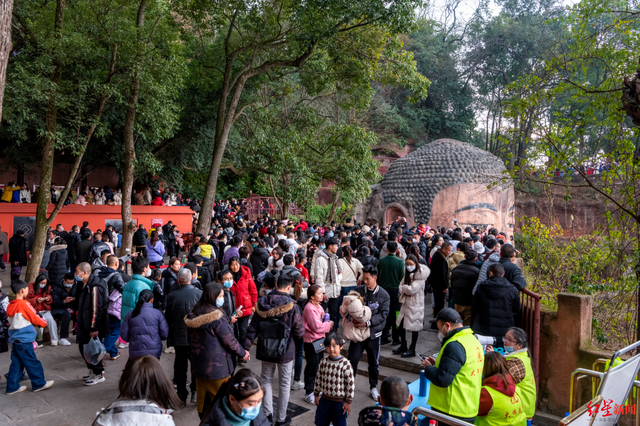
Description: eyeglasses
xmin=503 ymin=336 xmax=516 ymax=344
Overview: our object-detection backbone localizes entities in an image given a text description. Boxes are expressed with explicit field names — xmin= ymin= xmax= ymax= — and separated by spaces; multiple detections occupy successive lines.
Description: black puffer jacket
xmin=350 ymin=284 xmax=390 ymax=339
xmin=64 ymin=231 xmax=81 ymax=262
xmin=77 ymin=274 xmax=109 ymax=344
xmin=46 ymin=244 xmax=69 ymax=286
xmin=132 ymin=228 xmax=148 ymax=247
xmin=164 ymin=284 xmax=202 ymax=347
xmin=498 ymin=258 xmax=527 ymax=291
xmin=243 ymin=290 xmax=304 ymax=363
xmin=450 ymin=260 xmax=480 ymax=306
xmin=250 ymin=247 xmax=270 ymax=277
xmin=88 ymin=241 xmax=111 ymax=264
xmin=471 ymin=276 xmax=520 ymax=339
xmin=161 ymin=268 xmax=179 ymax=296
xmin=52 ymin=281 xmax=78 ymax=315
xmin=358 ymin=254 xmax=378 ymax=269
xmin=429 ymin=249 xmax=449 ymax=291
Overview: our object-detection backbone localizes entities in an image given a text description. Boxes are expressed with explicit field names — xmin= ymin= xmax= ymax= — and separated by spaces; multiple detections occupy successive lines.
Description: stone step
xmin=354 ymin=362 xmax=419 ymax=384
xmin=342 ymin=343 xmax=427 ymax=375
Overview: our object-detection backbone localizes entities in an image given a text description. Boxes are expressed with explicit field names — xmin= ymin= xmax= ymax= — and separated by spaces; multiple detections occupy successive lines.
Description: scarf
xmin=323 ymin=248 xmax=342 ymax=284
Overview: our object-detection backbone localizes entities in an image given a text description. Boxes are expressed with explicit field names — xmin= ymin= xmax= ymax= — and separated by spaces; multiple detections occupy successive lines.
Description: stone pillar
xmin=538 ymin=293 xmax=592 ymax=415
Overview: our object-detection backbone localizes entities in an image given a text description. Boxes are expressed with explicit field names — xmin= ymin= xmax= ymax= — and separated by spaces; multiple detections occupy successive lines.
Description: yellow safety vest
xmin=506 ymin=351 xmax=536 ymax=418
xmin=428 ymin=327 xmax=484 ymax=418
xmin=199 ymin=244 xmax=213 ymax=259
xmin=475 ymin=386 xmax=527 ymax=426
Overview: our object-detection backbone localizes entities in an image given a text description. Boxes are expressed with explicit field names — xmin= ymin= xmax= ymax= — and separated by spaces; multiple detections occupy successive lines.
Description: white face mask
xmin=407 ymin=265 xmax=415 ymax=272
xmin=145 ymin=268 xmax=152 ymax=277
xmin=437 ymin=325 xmax=450 ymax=342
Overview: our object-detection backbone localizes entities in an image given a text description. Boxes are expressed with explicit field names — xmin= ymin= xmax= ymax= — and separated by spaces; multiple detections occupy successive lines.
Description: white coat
xmin=314 ymin=251 xmax=342 ymax=299
xmin=396 ymin=264 xmax=430 ymax=332
xmin=338 ymin=257 xmax=363 ymax=288
xmin=93 ymin=399 xmax=175 ymax=426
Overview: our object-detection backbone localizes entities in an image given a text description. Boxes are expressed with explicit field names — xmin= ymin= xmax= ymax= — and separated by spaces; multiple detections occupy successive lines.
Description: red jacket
xmin=231 ymin=265 xmax=258 ymax=318
xmin=151 ymin=197 xmax=163 ymax=206
xmin=478 ymin=374 xmax=517 ymax=416
xmin=27 ymin=283 xmax=53 ymax=312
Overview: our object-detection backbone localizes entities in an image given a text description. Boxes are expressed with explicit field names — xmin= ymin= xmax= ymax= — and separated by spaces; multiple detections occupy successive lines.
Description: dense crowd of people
xmin=0 ymin=211 xmax=536 ymax=426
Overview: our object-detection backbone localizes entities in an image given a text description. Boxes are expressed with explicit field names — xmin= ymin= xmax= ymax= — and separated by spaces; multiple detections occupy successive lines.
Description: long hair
xmin=483 ymin=351 xmax=512 ymax=388
xmin=118 ymin=355 xmax=181 ymax=410
xmin=191 ymin=283 xmax=224 ymax=316
xmin=149 ymin=230 xmax=159 ymax=245
xmin=132 ymin=289 xmax=154 ymax=318
xmin=404 ymin=255 xmax=419 ymax=286
xmin=343 ymin=246 xmax=353 ymax=264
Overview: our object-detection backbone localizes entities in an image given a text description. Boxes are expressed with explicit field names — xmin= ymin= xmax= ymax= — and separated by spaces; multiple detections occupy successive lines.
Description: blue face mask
xmin=223 ymin=280 xmax=233 ymax=289
xmin=216 ymin=297 xmax=224 ymax=308
xmin=74 ymin=274 xmax=83 ymax=282
xmin=504 ymin=346 xmax=514 ymax=353
xmin=64 ymin=283 xmax=73 ymax=288
xmin=239 ymin=403 xmax=261 ymax=420
xmin=319 ymin=245 xmax=326 ymax=250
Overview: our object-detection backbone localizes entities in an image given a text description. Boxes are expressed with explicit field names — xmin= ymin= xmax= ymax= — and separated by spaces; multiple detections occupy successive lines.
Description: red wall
xmin=0 ymin=204 xmax=194 ymax=240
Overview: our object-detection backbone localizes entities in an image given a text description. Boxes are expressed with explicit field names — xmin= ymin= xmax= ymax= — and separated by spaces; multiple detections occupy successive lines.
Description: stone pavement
xmin=0 ymin=266 xmax=442 ymax=425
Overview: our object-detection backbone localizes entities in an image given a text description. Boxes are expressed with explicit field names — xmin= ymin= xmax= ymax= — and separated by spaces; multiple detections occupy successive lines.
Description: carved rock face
xmin=380 ymin=138 xmax=513 ymax=232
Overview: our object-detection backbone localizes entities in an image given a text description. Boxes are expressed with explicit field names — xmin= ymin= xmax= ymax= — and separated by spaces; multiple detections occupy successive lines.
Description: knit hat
xmin=362 ymin=225 xmax=371 ymax=233
xmin=276 ymin=226 xmax=285 ymax=235
xmin=472 ymin=241 xmax=485 ymax=254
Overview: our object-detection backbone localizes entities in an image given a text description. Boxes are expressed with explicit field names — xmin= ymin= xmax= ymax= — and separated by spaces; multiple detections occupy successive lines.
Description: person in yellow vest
xmin=500 ymin=327 xmax=537 ymax=424
xmin=421 ymin=308 xmax=484 ymax=422
xmin=476 ymin=352 xmax=526 ymax=426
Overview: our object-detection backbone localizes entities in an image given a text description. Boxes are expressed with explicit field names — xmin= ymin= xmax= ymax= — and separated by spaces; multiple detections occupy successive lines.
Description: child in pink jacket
xmin=301 ymin=284 xmax=333 ymax=404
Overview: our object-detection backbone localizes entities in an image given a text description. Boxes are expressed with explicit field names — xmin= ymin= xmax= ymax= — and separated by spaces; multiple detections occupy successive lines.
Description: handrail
xmin=562 ymin=395 xmax=604 ymax=426
xmin=411 ymin=407 xmax=474 ymax=426
xmin=518 ymin=288 xmax=541 ymax=387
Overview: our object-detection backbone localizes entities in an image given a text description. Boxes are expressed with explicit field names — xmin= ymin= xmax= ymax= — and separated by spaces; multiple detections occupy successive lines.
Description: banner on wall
xmin=151 ymin=219 xmax=164 ymax=229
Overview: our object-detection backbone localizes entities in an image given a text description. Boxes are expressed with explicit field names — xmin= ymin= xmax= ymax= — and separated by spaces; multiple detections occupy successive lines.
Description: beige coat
xmin=447 ymin=250 xmax=465 ymax=277
xmin=396 ymin=264 xmax=430 ymax=332
xmin=340 ymin=291 xmax=371 ymax=342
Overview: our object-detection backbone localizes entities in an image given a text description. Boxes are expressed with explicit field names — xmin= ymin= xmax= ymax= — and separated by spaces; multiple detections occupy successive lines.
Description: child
xmin=313 ymin=333 xmax=354 ymax=426
xmin=120 ymin=290 xmax=169 ymax=361
xmin=357 ymin=376 xmax=417 ymax=425
xmin=6 ymin=280 xmax=54 ymax=394
xmin=340 ymin=291 xmax=372 ymax=343
xmin=149 ymin=269 xmax=165 ymax=312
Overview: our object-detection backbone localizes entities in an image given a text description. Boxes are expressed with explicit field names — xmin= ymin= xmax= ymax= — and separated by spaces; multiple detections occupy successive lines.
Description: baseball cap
xmin=429 ymin=308 xmax=463 ymax=324
xmin=472 ymin=241 xmax=485 ymax=254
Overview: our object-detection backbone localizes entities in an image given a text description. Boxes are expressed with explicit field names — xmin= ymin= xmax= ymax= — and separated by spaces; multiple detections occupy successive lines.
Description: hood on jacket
xmin=477 ymin=276 xmax=514 ymax=300
xmin=98 ymin=267 xmax=118 ymax=279
xmin=256 ymin=291 xmax=295 ymax=318
xmin=486 ymin=251 xmax=500 ymax=262
xmin=482 ymin=373 xmax=516 ymax=397
xmin=185 ymin=309 xmax=224 ymax=329
xmin=49 ymin=244 xmax=67 ymax=253
xmin=92 ymin=257 xmax=106 ymax=270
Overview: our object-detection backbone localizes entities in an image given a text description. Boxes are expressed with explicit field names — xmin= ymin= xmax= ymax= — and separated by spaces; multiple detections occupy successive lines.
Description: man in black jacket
xmin=75 ymin=232 xmax=93 ymax=265
xmin=471 ymin=263 xmax=520 ymax=344
xmin=132 ymin=224 xmax=148 ymax=255
xmin=79 ymin=221 xmax=92 ymax=239
xmin=65 ymin=225 xmax=82 ymax=267
xmin=162 ymin=221 xmax=176 ymax=258
xmin=429 ymin=241 xmax=452 ymax=329
xmin=348 ymin=265 xmax=390 ymax=402
xmin=450 ymin=250 xmax=480 ymax=326
xmin=51 ymin=272 xmax=78 ymax=346
xmin=498 ymin=244 xmax=527 ymax=291
xmin=165 ymin=268 xmax=202 ymax=405
xmin=8 ymin=230 xmax=28 ymax=268
xmin=74 ymin=262 xmax=109 ymax=386
xmin=97 ymin=255 xmax=126 ymax=361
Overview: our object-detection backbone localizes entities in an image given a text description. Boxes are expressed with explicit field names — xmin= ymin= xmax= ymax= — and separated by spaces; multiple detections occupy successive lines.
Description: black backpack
xmin=256 ymin=316 xmax=290 ymax=360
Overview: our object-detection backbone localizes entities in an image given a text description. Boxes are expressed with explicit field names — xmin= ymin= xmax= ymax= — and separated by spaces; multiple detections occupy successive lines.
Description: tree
xmin=0 ymin=0 xmax=13 ymax=122
xmin=178 ymin=0 xmax=428 ymax=235
xmin=506 ymin=0 xmax=640 ymax=338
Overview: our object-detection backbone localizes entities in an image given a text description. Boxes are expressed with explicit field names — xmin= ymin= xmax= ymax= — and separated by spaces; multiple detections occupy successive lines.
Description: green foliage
xmin=517 ymin=217 xmax=637 ymax=348
xmin=304 ymin=202 xmax=354 ymax=224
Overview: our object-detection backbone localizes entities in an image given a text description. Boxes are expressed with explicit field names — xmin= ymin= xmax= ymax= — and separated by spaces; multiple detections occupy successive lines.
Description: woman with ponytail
xmin=120 ymin=289 xmax=169 ymax=360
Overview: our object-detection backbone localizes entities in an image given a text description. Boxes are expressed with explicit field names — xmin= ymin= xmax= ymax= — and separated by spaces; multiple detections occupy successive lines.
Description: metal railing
xmin=243 ymin=196 xmax=300 ymax=221
xmin=411 ymin=407 xmax=474 ymax=426
xmin=562 ymin=395 xmax=604 ymax=426
xmin=518 ymin=288 xmax=541 ymax=386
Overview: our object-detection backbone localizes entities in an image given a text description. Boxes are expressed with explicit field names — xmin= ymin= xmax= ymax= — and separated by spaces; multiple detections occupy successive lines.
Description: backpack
xmin=256 ymin=317 xmax=290 ymax=360
xmin=108 ymin=290 xmax=122 ymax=319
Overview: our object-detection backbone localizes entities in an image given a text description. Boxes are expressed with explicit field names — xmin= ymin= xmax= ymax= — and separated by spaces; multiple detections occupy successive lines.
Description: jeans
xmin=6 ymin=342 xmax=46 ymax=393
xmin=53 ymin=310 xmax=73 ymax=339
xmin=382 ymin=288 xmax=400 ymax=342
xmin=103 ymin=315 xmax=121 ymax=357
xmin=79 ymin=342 xmax=104 ymax=375
xmin=261 ymin=360 xmax=293 ymax=422
xmin=315 ymin=397 xmax=348 ymax=426
xmin=327 ymin=297 xmax=340 ymax=332
xmin=236 ymin=315 xmax=250 ymax=349
xmin=38 ymin=311 xmax=58 ymax=343
xmin=304 ymin=342 xmax=323 ymax=394
xmin=174 ymin=345 xmax=196 ymax=401
xmin=293 ymin=337 xmax=304 ymax=382
xmin=348 ymin=336 xmax=381 ymax=389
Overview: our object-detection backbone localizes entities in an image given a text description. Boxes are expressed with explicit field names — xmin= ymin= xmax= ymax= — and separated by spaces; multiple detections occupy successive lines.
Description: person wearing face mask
xmin=75 ymin=262 xmax=110 ymax=386
xmin=51 ymin=272 xmax=78 ymax=347
xmin=120 ymin=257 xmax=156 ymax=322
xmin=201 ymin=368 xmax=269 ymax=426
xmin=309 ymin=237 xmax=326 ymax=283
xmin=185 ymin=283 xmax=249 ymax=418
xmin=394 ymin=255 xmax=430 ymax=358
xmin=227 ymin=257 xmax=257 ymax=355
xmin=27 ymin=274 xmax=58 ymax=347
xmin=421 ymin=308 xmax=483 ymax=422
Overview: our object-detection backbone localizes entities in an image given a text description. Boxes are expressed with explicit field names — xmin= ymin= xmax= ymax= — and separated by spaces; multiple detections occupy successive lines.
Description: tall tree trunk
xmin=120 ymin=0 xmax=147 ymax=254
xmin=327 ymin=188 xmax=341 ymax=223
xmin=26 ymin=0 xmax=65 ymax=283
xmin=0 ymin=0 xmax=13 ymax=123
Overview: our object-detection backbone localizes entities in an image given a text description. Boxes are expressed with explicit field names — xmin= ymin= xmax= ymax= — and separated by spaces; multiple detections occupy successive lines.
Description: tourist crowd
xmin=0 ymin=212 xmax=535 ymax=426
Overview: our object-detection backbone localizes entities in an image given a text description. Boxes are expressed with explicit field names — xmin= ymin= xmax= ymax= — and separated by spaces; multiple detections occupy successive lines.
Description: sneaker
xmin=163 ymin=346 xmax=175 ymax=354
xmin=303 ymin=393 xmax=314 ymax=404
xmin=50 ymin=340 xmax=58 ymax=346
xmin=117 ymin=342 xmax=129 ymax=349
xmin=110 ymin=353 xmax=121 ymax=361
xmin=84 ymin=373 xmax=105 ymax=386
xmin=58 ymin=338 xmax=71 ymax=346
xmin=291 ymin=380 xmax=304 ymax=390
xmin=6 ymin=385 xmax=27 ymax=395
xmin=275 ymin=415 xmax=292 ymax=426
xmin=82 ymin=370 xmax=93 ymax=380
xmin=33 ymin=380 xmax=54 ymax=392
xmin=35 ymin=342 xmax=43 ymax=349
xmin=190 ymin=391 xmax=197 ymax=404
xmin=370 ymin=387 xmax=380 ymax=401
